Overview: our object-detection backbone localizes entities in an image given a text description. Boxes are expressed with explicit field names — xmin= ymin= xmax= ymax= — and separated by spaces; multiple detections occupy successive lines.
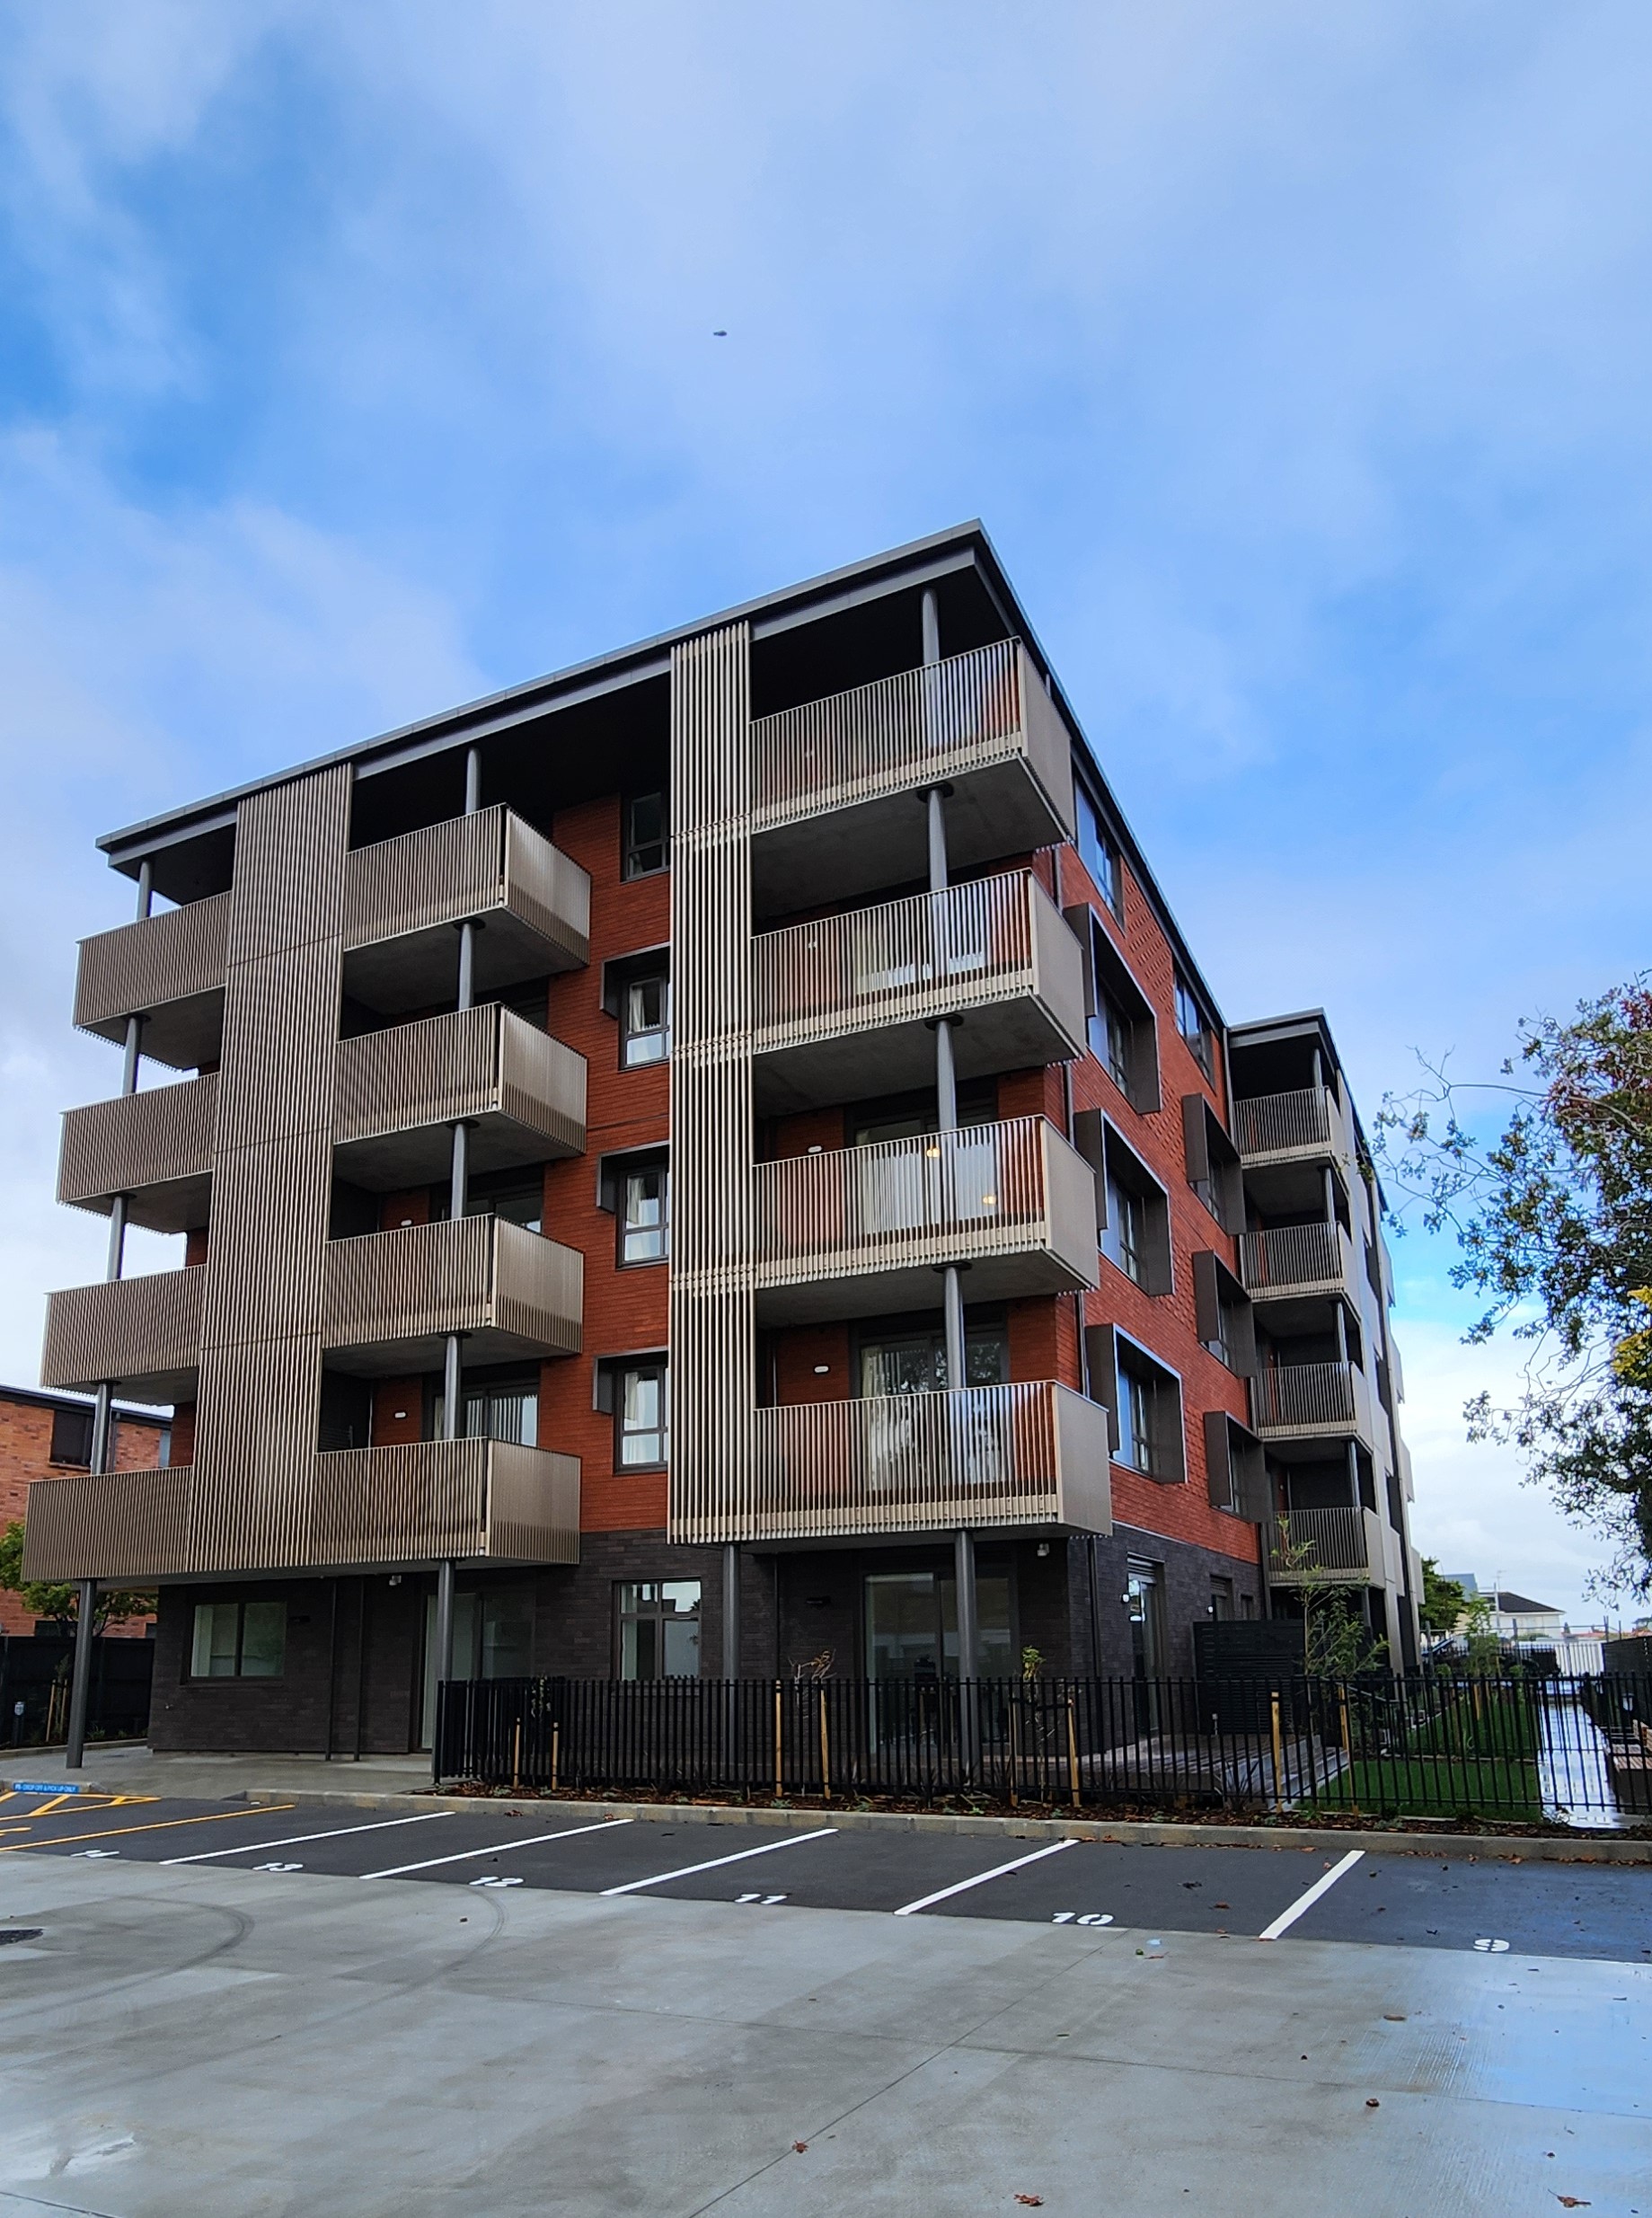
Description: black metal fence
xmin=0 ymin=1632 xmax=155 ymax=1748
xmin=436 ymin=1668 xmax=1652 ymax=1824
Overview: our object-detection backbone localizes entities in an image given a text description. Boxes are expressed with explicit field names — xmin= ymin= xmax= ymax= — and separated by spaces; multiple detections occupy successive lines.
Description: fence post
xmin=1065 ymin=1692 xmax=1082 ymax=1812
xmin=550 ymin=1721 xmax=560 ymax=1794
xmin=773 ymin=1679 xmax=783 ymax=1800
xmin=511 ymin=1719 xmax=522 ymax=1797
xmin=1269 ymin=1690 xmax=1285 ymax=1810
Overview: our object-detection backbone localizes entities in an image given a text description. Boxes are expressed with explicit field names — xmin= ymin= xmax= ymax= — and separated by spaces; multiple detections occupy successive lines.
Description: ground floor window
xmin=863 ymin=1569 xmax=1014 ymax=1680
xmin=617 ymin=1580 xmax=701 ymax=1678
xmin=190 ymin=1599 xmax=286 ymax=1680
xmin=420 ymin=1585 xmax=535 ymax=1747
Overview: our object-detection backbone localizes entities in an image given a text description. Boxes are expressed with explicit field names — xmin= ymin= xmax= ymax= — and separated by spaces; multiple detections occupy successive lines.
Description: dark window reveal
xmin=624 ymin=792 xmax=667 ymax=878
xmin=49 ymin=1405 xmax=93 ymax=1468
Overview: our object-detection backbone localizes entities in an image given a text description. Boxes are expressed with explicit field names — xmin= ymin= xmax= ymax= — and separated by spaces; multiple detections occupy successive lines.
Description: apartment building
xmin=0 ymin=1385 xmax=168 ymax=1635
xmin=24 ymin=525 xmax=1422 ymax=1754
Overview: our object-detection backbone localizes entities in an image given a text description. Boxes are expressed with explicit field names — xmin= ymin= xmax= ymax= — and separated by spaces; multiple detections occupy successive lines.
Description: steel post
xmin=64 ymin=1580 xmax=97 ymax=1769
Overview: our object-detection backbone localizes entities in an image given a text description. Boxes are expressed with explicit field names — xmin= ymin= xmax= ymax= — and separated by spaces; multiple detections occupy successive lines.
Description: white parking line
xmin=360 ymin=1817 xmax=633 ymax=1880
xmin=599 ymin=1828 xmax=837 ymax=1896
xmin=162 ymin=1811 xmax=455 ymax=1866
xmin=892 ymin=1837 xmax=1080 ymax=1916
xmin=1258 ymin=1849 xmax=1365 ymax=1940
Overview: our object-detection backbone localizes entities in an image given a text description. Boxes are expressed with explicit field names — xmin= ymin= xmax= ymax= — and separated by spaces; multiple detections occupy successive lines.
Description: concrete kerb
xmin=205 ymin=1784 xmax=1652 ymax=1866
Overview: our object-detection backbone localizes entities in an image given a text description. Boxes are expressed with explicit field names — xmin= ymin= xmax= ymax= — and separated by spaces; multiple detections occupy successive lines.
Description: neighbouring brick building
xmin=0 ymin=1385 xmax=167 ymax=1635
xmin=25 ymin=526 xmax=1422 ymax=1754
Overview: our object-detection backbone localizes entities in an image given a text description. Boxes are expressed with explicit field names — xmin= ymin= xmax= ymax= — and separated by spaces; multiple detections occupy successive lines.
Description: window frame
xmin=1110 ymin=1332 xmax=1187 ymax=1484
xmin=1099 ymin=1121 xmax=1173 ymax=1296
xmin=596 ymin=1355 xmax=669 ymax=1471
xmin=1066 ymin=907 xmax=1159 ymax=1114
xmin=1174 ymin=973 xmax=1214 ymax=1078
xmin=614 ymin=1577 xmax=702 ymax=1679
xmin=617 ymin=1156 xmax=669 ymax=1268
xmin=1074 ymin=785 xmax=1123 ymax=919
xmin=48 ymin=1404 xmax=93 ymax=1468
xmin=188 ymin=1597 xmax=287 ymax=1681
xmin=623 ymin=791 xmax=668 ymax=880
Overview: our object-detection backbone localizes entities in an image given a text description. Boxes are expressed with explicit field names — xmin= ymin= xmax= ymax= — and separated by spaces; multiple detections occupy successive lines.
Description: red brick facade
xmin=1 ymin=1387 xmax=167 ymax=1633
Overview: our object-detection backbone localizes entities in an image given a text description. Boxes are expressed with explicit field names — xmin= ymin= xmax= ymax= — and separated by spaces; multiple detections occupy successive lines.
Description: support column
xmin=431 ymin=1559 xmax=455 ymax=1779
xmin=954 ymin=1525 xmax=980 ymax=1779
xmin=64 ymin=1579 xmax=97 ymax=1768
xmin=721 ymin=1543 xmax=741 ymax=1680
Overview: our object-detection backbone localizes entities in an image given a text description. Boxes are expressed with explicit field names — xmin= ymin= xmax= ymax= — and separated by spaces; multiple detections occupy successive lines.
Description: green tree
xmin=1418 ymin=1558 xmax=1469 ymax=1637
xmin=0 ymin=1521 xmax=152 ymax=1631
xmin=1272 ymin=1515 xmax=1388 ymax=1675
xmin=1378 ymin=980 xmax=1652 ymax=1599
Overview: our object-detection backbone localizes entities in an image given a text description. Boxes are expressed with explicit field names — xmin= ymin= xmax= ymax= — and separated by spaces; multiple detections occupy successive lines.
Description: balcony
xmin=334 ymin=1004 xmax=587 ymax=1189
xmin=673 ymin=1382 xmax=1113 ymax=1544
xmin=57 ymin=1074 xmax=218 ymax=1235
xmin=751 ymin=870 xmax=1087 ymax=1113
xmin=21 ymin=1437 xmax=580 ymax=1582
xmin=1238 ymin=1220 xmax=1355 ymax=1304
xmin=1251 ymin=1359 xmax=1374 ymax=1445
xmin=752 ymin=1117 xmax=1100 ymax=1324
xmin=319 ymin=1215 xmax=582 ymax=1375
xmin=749 ymin=640 xmax=1075 ymax=912
xmin=40 ymin=1266 xmax=204 ymax=1402
xmin=310 ymin=1439 xmax=579 ymax=1569
xmin=341 ymin=807 xmax=590 ymax=1016
xmin=73 ymin=890 xmax=233 ymax=1070
xmin=1232 ymin=1085 xmax=1352 ymax=1168
xmin=1266 ymin=1505 xmax=1386 ymax=1587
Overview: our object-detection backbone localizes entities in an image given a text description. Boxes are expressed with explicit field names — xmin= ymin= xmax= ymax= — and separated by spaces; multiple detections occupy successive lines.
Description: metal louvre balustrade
xmin=72 ymin=889 xmax=234 ymax=1069
xmin=676 ymin=1382 xmax=1113 ymax=1543
xmin=752 ymin=1117 xmax=1100 ymax=1322
xmin=311 ymin=1438 xmax=579 ymax=1568
xmin=320 ymin=1215 xmax=583 ymax=1374
xmin=1232 ymin=1085 xmax=1349 ymax=1163
xmin=750 ymin=871 xmax=1086 ymax=1110
xmin=1267 ymin=1505 xmax=1383 ymax=1583
xmin=747 ymin=641 xmax=1074 ymax=911
xmin=22 ymin=1464 xmax=196 ymax=1583
xmin=333 ymin=1003 xmax=587 ymax=1188
xmin=753 ymin=638 xmax=1065 ymax=826
xmin=340 ymin=805 xmax=591 ymax=1012
xmin=57 ymin=1072 xmax=218 ymax=1233
xmin=1238 ymin=1220 xmax=1353 ymax=1297
xmin=40 ymin=1266 xmax=205 ymax=1401
xmin=1252 ymin=1359 xmax=1373 ymax=1442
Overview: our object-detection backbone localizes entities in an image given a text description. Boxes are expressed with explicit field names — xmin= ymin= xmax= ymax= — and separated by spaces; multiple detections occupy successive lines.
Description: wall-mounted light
xmin=813 ymin=1365 xmax=830 ymax=1376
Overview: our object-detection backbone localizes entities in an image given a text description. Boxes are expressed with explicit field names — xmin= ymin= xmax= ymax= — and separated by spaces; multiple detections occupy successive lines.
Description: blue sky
xmin=2 ymin=2 xmax=1648 ymax=1619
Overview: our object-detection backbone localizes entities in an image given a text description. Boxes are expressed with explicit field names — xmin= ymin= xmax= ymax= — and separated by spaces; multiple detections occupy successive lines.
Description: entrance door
xmin=420 ymin=1586 xmax=534 ymax=1751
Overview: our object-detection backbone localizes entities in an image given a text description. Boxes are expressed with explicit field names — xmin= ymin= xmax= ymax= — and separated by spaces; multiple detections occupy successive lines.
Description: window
xmin=1091 ymin=992 xmax=1133 ymax=1093
xmin=1075 ymin=788 xmax=1122 ymax=916
xmin=462 ymin=1171 xmax=543 ymax=1233
xmin=1104 ymin=1174 xmax=1148 ymax=1286
xmin=190 ymin=1600 xmax=285 ymax=1680
xmin=1082 ymin=919 xmax=1159 ymax=1112
xmin=620 ymin=1161 xmax=668 ymax=1266
xmin=623 ymin=971 xmax=670 ymax=1067
xmin=617 ymin=1580 xmax=701 ymax=1678
xmin=1181 ymin=1095 xmax=1241 ymax=1232
xmin=1100 ymin=1126 xmax=1172 ymax=1295
xmin=623 ymin=791 xmax=667 ymax=879
xmin=1113 ymin=1342 xmax=1185 ymax=1481
xmin=1193 ymin=1251 xmax=1255 ymax=1374
xmin=49 ymin=1404 xmax=93 ymax=1468
xmin=617 ymin=1360 xmax=668 ymax=1467
xmin=864 ymin=1569 xmax=1014 ymax=1681
xmin=856 ymin=1317 xmax=1009 ymax=1396
xmin=1174 ymin=974 xmax=1213 ymax=1077
xmin=433 ymin=1374 xmax=539 ymax=1447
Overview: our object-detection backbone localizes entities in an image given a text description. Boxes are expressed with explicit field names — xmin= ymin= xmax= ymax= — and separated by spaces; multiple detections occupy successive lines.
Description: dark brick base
xmin=146 ymin=1524 xmax=1263 ymax=1753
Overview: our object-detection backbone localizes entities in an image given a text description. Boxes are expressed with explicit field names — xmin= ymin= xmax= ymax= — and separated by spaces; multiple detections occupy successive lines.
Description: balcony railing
xmin=752 ymin=638 xmax=1071 ymax=832
xmin=751 ymin=872 xmax=1086 ymax=1109
xmin=311 ymin=1438 xmax=579 ymax=1569
xmin=1232 ymin=1085 xmax=1346 ymax=1162
xmin=674 ymin=1383 xmax=1112 ymax=1543
xmin=1238 ymin=1220 xmax=1351 ymax=1296
xmin=1267 ymin=1506 xmax=1383 ymax=1584
xmin=320 ymin=1215 xmax=582 ymax=1373
xmin=73 ymin=890 xmax=233 ymax=1069
xmin=1251 ymin=1360 xmax=1370 ymax=1439
xmin=57 ymin=1073 xmax=218 ymax=1233
xmin=40 ymin=1266 xmax=205 ymax=1400
xmin=342 ymin=806 xmax=590 ymax=1007
xmin=752 ymin=1117 xmax=1099 ymax=1318
xmin=334 ymin=1003 xmax=587 ymax=1187
xmin=21 ymin=1436 xmax=580 ymax=1582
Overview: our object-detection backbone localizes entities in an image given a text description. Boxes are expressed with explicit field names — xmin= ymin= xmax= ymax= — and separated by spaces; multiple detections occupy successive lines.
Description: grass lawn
xmin=1310 ymin=1754 xmax=1545 ymax=1823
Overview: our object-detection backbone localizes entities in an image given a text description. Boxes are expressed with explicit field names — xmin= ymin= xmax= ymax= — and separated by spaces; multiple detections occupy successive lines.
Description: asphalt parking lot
xmin=1 ymin=1786 xmax=1648 ymax=1961
xmin=2 ymin=1785 xmax=1648 ymax=2217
